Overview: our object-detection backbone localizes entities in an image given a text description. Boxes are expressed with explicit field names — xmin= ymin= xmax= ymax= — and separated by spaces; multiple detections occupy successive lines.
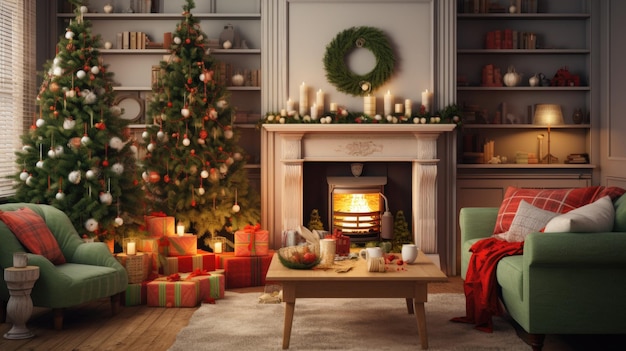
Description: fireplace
xmin=327 ymin=176 xmax=386 ymax=242
xmin=260 ymin=124 xmax=455 ymax=262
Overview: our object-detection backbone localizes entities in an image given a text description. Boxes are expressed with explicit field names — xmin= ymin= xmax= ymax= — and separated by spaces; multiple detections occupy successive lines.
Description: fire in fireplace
xmin=327 ymin=176 xmax=387 ymax=242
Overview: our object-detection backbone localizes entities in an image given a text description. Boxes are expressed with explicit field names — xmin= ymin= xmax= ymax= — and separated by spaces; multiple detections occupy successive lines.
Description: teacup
xmin=401 ymin=244 xmax=418 ymax=264
xmin=359 ymin=247 xmax=383 ymax=260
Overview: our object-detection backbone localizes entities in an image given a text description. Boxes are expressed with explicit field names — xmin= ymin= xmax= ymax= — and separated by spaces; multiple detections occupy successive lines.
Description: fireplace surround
xmin=260 ymin=124 xmax=455 ymax=258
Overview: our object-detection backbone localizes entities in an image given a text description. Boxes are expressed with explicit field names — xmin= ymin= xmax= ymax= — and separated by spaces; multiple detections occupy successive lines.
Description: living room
xmin=1 ymin=0 xmax=626 ymax=350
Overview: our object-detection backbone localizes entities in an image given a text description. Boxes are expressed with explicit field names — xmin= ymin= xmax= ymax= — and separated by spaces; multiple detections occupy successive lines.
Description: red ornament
xmin=199 ymin=129 xmax=208 ymax=139
xmin=163 ymin=174 xmax=170 ymax=183
xmin=148 ymin=171 xmax=160 ymax=183
xmin=102 ymin=159 xmax=109 ymax=167
xmin=167 ymin=101 xmax=173 ymax=108
xmin=187 ymin=77 xmax=192 ymax=84
xmin=191 ymin=199 xmax=196 ymax=207
xmin=190 ymin=149 xmax=195 ymax=155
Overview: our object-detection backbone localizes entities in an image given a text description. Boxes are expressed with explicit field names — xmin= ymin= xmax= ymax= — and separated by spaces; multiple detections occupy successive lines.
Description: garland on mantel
xmin=323 ymin=26 xmax=395 ymax=96
xmin=257 ymin=104 xmax=462 ymax=126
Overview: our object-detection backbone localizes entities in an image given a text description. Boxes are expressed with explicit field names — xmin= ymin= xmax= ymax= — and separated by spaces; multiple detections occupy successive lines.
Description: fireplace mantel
xmin=260 ymin=124 xmax=455 ymax=254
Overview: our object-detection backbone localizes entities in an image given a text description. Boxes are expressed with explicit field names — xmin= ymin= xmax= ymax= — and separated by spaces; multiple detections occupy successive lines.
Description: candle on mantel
xmin=127 ymin=242 xmax=136 ymax=255
xmin=299 ymin=82 xmax=308 ymax=116
xmin=214 ymin=242 xmax=223 ymax=254
xmin=395 ymin=103 xmax=403 ymax=114
xmin=329 ymin=102 xmax=338 ymax=113
xmin=310 ymin=103 xmax=318 ymax=120
xmin=364 ymin=95 xmax=376 ymax=116
xmin=405 ymin=99 xmax=412 ymax=118
xmin=421 ymin=89 xmax=433 ymax=113
xmin=316 ymin=89 xmax=324 ymax=116
xmin=176 ymin=224 xmax=185 ymax=236
xmin=383 ymin=90 xmax=393 ymax=116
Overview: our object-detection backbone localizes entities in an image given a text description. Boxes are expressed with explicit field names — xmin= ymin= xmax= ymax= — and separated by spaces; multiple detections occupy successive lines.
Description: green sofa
xmin=0 ymin=203 xmax=128 ymax=329
xmin=459 ymin=194 xmax=626 ymax=350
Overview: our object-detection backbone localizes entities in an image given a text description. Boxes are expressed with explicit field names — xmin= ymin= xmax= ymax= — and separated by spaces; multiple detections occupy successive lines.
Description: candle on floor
xmin=127 ymin=242 xmax=136 ymax=255
xmin=214 ymin=242 xmax=223 ymax=254
xmin=176 ymin=224 xmax=185 ymax=236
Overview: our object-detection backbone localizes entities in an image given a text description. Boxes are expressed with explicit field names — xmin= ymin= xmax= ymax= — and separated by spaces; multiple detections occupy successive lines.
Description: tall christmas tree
xmin=141 ymin=0 xmax=260 ymax=244
xmin=12 ymin=0 xmax=144 ymax=243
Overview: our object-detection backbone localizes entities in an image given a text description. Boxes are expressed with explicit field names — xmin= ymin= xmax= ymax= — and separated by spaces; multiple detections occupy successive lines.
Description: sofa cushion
xmin=614 ymin=194 xmax=626 ymax=232
xmin=544 ymin=195 xmax=614 ymax=233
xmin=0 ymin=207 xmax=66 ymax=264
xmin=496 ymin=255 xmax=523 ymax=302
xmin=493 ymin=186 xmax=625 ymax=235
xmin=494 ymin=200 xmax=559 ymax=242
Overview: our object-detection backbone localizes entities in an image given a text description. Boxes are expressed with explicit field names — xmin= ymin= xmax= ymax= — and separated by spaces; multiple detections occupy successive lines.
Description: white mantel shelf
xmin=260 ymin=124 xmax=456 ymax=254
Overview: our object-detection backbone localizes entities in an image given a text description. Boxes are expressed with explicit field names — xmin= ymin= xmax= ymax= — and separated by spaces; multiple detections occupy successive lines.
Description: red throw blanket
xmin=451 ymin=237 xmax=523 ymax=332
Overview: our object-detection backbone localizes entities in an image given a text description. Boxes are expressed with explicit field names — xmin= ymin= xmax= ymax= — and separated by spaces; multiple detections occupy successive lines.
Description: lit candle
xmin=299 ymin=82 xmax=308 ymax=116
xmin=364 ymin=95 xmax=376 ymax=116
xmin=405 ymin=99 xmax=412 ymax=118
xmin=329 ymin=102 xmax=338 ymax=113
xmin=214 ymin=242 xmax=223 ymax=254
xmin=176 ymin=224 xmax=185 ymax=236
xmin=395 ymin=103 xmax=403 ymax=114
xmin=421 ymin=89 xmax=433 ymax=113
xmin=384 ymin=90 xmax=393 ymax=116
xmin=127 ymin=242 xmax=136 ymax=255
xmin=310 ymin=103 xmax=318 ymax=120
xmin=286 ymin=98 xmax=294 ymax=114
xmin=316 ymin=89 xmax=324 ymax=115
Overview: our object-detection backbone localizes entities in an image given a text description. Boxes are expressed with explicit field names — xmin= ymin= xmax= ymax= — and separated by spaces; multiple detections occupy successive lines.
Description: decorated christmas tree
xmin=392 ymin=210 xmax=412 ymax=252
xmin=141 ymin=0 xmax=260 ymax=244
xmin=307 ymin=209 xmax=325 ymax=231
xmin=12 ymin=0 xmax=144 ymax=243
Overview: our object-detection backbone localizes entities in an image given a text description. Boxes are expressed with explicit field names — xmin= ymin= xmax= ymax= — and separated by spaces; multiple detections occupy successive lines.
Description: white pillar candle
xmin=329 ymin=102 xmax=338 ymax=113
xmin=310 ymin=103 xmax=318 ymax=120
xmin=214 ymin=242 xmax=223 ymax=254
xmin=364 ymin=95 xmax=376 ymax=116
xmin=127 ymin=242 xmax=136 ymax=255
xmin=316 ymin=89 xmax=324 ymax=115
xmin=384 ymin=90 xmax=393 ymax=116
xmin=286 ymin=98 xmax=294 ymax=114
xmin=176 ymin=224 xmax=185 ymax=236
xmin=405 ymin=99 xmax=412 ymax=118
xmin=421 ymin=89 xmax=433 ymax=113
xmin=299 ymin=82 xmax=308 ymax=116
xmin=395 ymin=103 xmax=403 ymax=114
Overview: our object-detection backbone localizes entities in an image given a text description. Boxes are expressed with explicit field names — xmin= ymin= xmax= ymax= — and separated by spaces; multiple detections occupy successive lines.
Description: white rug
xmin=168 ymin=292 xmax=530 ymax=351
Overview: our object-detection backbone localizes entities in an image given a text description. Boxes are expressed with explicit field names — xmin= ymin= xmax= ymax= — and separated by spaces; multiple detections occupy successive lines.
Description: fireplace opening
xmin=327 ymin=176 xmax=386 ymax=243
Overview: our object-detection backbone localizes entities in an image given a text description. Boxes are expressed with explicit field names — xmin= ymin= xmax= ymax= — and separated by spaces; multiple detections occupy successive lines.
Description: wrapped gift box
xmin=234 ymin=224 xmax=269 ymax=256
xmin=139 ymin=238 xmax=159 ymax=253
xmin=182 ymin=271 xmax=225 ymax=300
xmin=161 ymin=250 xmax=216 ymax=275
xmin=215 ymin=252 xmax=273 ymax=289
xmin=122 ymin=282 xmax=148 ymax=306
xmin=325 ymin=230 xmax=350 ymax=256
xmin=116 ymin=252 xmax=151 ymax=283
xmin=167 ymin=234 xmax=197 ymax=256
xmin=145 ymin=215 xmax=175 ymax=237
xmin=147 ymin=277 xmax=199 ymax=307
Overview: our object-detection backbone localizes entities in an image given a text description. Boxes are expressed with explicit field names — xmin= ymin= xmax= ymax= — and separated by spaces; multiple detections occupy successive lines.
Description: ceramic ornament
xmin=201 ymin=170 xmax=209 ymax=178
xmin=109 ymin=136 xmax=124 ymax=150
xmin=232 ymin=204 xmax=240 ymax=212
xmin=114 ymin=217 xmax=124 ymax=226
xmin=90 ymin=66 xmax=100 ymax=75
xmin=26 ymin=175 xmax=34 ymax=186
xmin=157 ymin=130 xmax=165 ymax=140
xmin=63 ymin=118 xmax=76 ymax=130
xmin=54 ymin=145 xmax=64 ymax=155
xmin=83 ymin=90 xmax=97 ymax=104
xmin=197 ymin=187 xmax=205 ymax=195
xmin=19 ymin=171 xmax=28 ymax=181
xmin=142 ymin=131 xmax=149 ymax=139
xmin=36 ymin=118 xmax=45 ymax=127
xmin=76 ymin=70 xmax=86 ymax=79
xmin=181 ymin=107 xmax=190 ymax=117
xmin=111 ymin=162 xmax=124 ymax=175
xmin=55 ymin=191 xmax=65 ymax=200
xmin=216 ymin=100 xmax=228 ymax=109
xmin=48 ymin=149 xmax=56 ymax=158
xmin=36 ymin=160 xmax=44 ymax=168
xmin=99 ymin=192 xmax=113 ymax=205
xmin=182 ymin=137 xmax=190 ymax=146
xmin=81 ymin=135 xmax=91 ymax=145
xmin=110 ymin=105 xmax=122 ymax=116
xmin=147 ymin=142 xmax=156 ymax=152
xmin=173 ymin=36 xmax=181 ymax=45
xmin=68 ymin=170 xmax=81 ymax=184
xmin=141 ymin=171 xmax=149 ymax=182
xmin=84 ymin=218 xmax=98 ymax=232
xmin=86 ymin=169 xmax=96 ymax=179
xmin=65 ymin=30 xmax=74 ymax=40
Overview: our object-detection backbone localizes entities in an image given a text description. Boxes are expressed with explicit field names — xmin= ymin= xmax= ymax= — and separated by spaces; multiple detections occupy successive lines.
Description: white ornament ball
xmin=68 ymin=170 xmax=81 ymax=184
xmin=114 ymin=217 xmax=124 ymax=227
xmin=197 ymin=187 xmax=205 ymax=196
xmin=142 ymin=171 xmax=149 ymax=182
xmin=199 ymin=73 xmax=205 ymax=82
xmin=147 ymin=143 xmax=156 ymax=152
xmin=54 ymin=145 xmax=64 ymax=155
xmin=232 ymin=204 xmax=240 ymax=213
xmin=81 ymin=135 xmax=91 ymax=145
xmin=36 ymin=160 xmax=44 ymax=168
xmin=53 ymin=66 xmax=64 ymax=76
xmin=111 ymin=163 xmax=124 ymax=175
xmin=80 ymin=6 xmax=88 ymax=13
xmin=182 ymin=138 xmax=190 ymax=146
xmin=19 ymin=171 xmax=29 ymax=181
xmin=66 ymin=90 xmax=76 ymax=98
xmin=374 ymin=114 xmax=382 ymax=121
xmin=181 ymin=108 xmax=190 ymax=117
xmin=279 ymin=117 xmax=286 ymax=124
xmin=197 ymin=138 xmax=205 ymax=145
xmin=173 ymin=36 xmax=181 ymax=45
xmin=65 ymin=31 xmax=75 ymax=40
xmin=201 ymin=170 xmax=209 ymax=178
xmin=413 ymin=117 xmax=420 ymax=124
xmin=216 ymin=100 xmax=228 ymax=109
xmin=233 ymin=152 xmax=243 ymax=160
xmin=157 ymin=130 xmax=165 ymax=140
xmin=219 ymin=164 xmax=228 ymax=174
xmin=91 ymin=66 xmax=100 ymax=75
xmin=361 ymin=83 xmax=369 ymax=91
xmin=36 ymin=118 xmax=45 ymax=127
xmin=83 ymin=90 xmax=97 ymax=104
xmin=63 ymin=118 xmax=76 ymax=130
xmin=104 ymin=41 xmax=113 ymax=49
xmin=76 ymin=70 xmax=87 ymax=79
xmin=110 ymin=105 xmax=122 ymax=116
xmin=109 ymin=136 xmax=124 ymax=150
xmin=130 ymin=144 xmax=138 ymax=155
xmin=99 ymin=192 xmax=113 ymax=205
xmin=86 ymin=169 xmax=96 ymax=179
xmin=142 ymin=131 xmax=149 ymax=139
xmin=420 ymin=117 xmax=427 ymax=124
xmin=386 ymin=115 xmax=393 ymax=122
xmin=56 ymin=192 xmax=65 ymax=201
xmin=26 ymin=175 xmax=34 ymax=186
xmin=48 ymin=149 xmax=56 ymax=158
xmin=224 ymin=129 xmax=234 ymax=139
xmin=84 ymin=218 xmax=98 ymax=232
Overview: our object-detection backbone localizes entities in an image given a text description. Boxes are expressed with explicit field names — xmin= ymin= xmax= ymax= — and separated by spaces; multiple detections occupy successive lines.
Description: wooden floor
xmin=1 ymin=276 xmax=623 ymax=350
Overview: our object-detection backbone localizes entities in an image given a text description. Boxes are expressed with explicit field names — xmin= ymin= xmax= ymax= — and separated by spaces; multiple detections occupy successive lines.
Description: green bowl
xmin=277 ymin=246 xmax=320 ymax=269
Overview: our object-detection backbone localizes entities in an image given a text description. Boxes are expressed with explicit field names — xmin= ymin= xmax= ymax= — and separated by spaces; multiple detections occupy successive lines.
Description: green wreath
xmin=323 ymin=26 xmax=395 ymax=96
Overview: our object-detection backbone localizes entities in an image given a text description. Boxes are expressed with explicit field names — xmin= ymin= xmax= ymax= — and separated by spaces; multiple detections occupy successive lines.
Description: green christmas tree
xmin=307 ymin=209 xmax=325 ymax=231
xmin=141 ymin=0 xmax=260 ymax=243
xmin=392 ymin=210 xmax=412 ymax=252
xmin=12 ymin=0 xmax=144 ymax=243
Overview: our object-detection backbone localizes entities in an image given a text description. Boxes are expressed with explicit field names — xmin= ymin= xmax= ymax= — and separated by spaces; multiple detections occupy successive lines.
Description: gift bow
xmin=243 ymin=223 xmax=262 ymax=255
xmin=187 ymin=268 xmax=211 ymax=278
xmin=243 ymin=223 xmax=262 ymax=233
xmin=167 ymin=273 xmax=181 ymax=282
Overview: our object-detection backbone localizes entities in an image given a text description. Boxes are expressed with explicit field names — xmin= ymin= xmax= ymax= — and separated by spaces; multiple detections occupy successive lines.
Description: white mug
xmin=401 ymin=244 xmax=418 ymax=264
xmin=359 ymin=247 xmax=383 ymax=260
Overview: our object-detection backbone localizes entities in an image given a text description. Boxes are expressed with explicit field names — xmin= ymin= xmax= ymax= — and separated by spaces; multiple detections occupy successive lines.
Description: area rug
xmin=168 ymin=292 xmax=529 ymax=351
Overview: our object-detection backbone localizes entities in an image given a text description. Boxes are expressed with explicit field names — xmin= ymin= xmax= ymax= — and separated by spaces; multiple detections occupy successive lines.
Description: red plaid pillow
xmin=493 ymin=186 xmax=626 ymax=235
xmin=0 ymin=207 xmax=66 ymax=264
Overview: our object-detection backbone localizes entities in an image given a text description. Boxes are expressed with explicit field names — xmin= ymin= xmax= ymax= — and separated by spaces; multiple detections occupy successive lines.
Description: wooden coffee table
xmin=265 ymin=251 xmax=447 ymax=349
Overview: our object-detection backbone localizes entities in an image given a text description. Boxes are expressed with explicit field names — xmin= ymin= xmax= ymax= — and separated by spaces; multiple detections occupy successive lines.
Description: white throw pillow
xmin=494 ymin=200 xmax=559 ymax=242
xmin=544 ymin=195 xmax=615 ymax=233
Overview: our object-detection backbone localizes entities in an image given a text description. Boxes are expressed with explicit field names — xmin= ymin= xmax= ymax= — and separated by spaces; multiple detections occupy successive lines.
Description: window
xmin=0 ymin=0 xmax=36 ymax=197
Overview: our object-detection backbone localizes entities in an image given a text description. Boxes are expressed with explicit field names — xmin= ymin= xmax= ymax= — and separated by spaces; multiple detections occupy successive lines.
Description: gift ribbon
xmin=187 ymin=268 xmax=211 ymax=278
xmin=243 ymin=223 xmax=262 ymax=255
xmin=167 ymin=273 xmax=181 ymax=282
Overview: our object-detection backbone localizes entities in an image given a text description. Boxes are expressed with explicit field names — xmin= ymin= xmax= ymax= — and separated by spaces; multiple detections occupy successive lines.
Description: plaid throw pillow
xmin=493 ymin=186 xmax=626 ymax=235
xmin=0 ymin=207 xmax=66 ymax=265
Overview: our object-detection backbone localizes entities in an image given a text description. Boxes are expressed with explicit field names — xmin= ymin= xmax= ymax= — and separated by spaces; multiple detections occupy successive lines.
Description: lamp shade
xmin=533 ymin=104 xmax=564 ymax=125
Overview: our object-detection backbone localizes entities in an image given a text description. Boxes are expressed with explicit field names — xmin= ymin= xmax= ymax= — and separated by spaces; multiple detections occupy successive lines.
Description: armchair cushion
xmin=544 ymin=195 xmax=615 ymax=233
xmin=0 ymin=207 xmax=66 ymax=264
xmin=494 ymin=200 xmax=558 ymax=242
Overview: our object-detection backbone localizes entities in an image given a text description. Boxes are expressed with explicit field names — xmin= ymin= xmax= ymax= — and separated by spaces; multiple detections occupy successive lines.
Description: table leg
xmin=406 ymin=298 xmax=414 ymax=314
xmin=413 ymin=299 xmax=428 ymax=349
xmin=281 ymin=285 xmax=296 ymax=349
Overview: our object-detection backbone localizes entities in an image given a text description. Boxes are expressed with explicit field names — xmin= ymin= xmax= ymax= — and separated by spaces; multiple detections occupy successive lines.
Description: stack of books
xmin=565 ymin=153 xmax=589 ymax=164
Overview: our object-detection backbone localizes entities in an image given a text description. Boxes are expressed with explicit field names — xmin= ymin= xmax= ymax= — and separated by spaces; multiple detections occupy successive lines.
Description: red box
xmin=147 ymin=278 xmax=199 ymax=307
xmin=161 ymin=250 xmax=216 ymax=275
xmin=167 ymin=234 xmax=197 ymax=256
xmin=215 ymin=252 xmax=273 ymax=289
xmin=182 ymin=272 xmax=225 ymax=300
xmin=145 ymin=215 xmax=174 ymax=237
xmin=234 ymin=225 xmax=269 ymax=256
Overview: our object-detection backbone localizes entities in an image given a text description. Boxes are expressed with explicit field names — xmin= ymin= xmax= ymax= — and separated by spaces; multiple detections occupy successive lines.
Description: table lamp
xmin=533 ymin=104 xmax=564 ymax=164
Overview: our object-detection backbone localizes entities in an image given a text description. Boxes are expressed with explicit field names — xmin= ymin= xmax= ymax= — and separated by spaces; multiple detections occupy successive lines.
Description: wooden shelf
xmin=58 ymin=13 xmax=261 ymax=20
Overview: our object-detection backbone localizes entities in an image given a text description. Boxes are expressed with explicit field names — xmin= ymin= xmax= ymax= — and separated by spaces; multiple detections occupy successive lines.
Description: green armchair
xmin=0 ymin=203 xmax=128 ymax=329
